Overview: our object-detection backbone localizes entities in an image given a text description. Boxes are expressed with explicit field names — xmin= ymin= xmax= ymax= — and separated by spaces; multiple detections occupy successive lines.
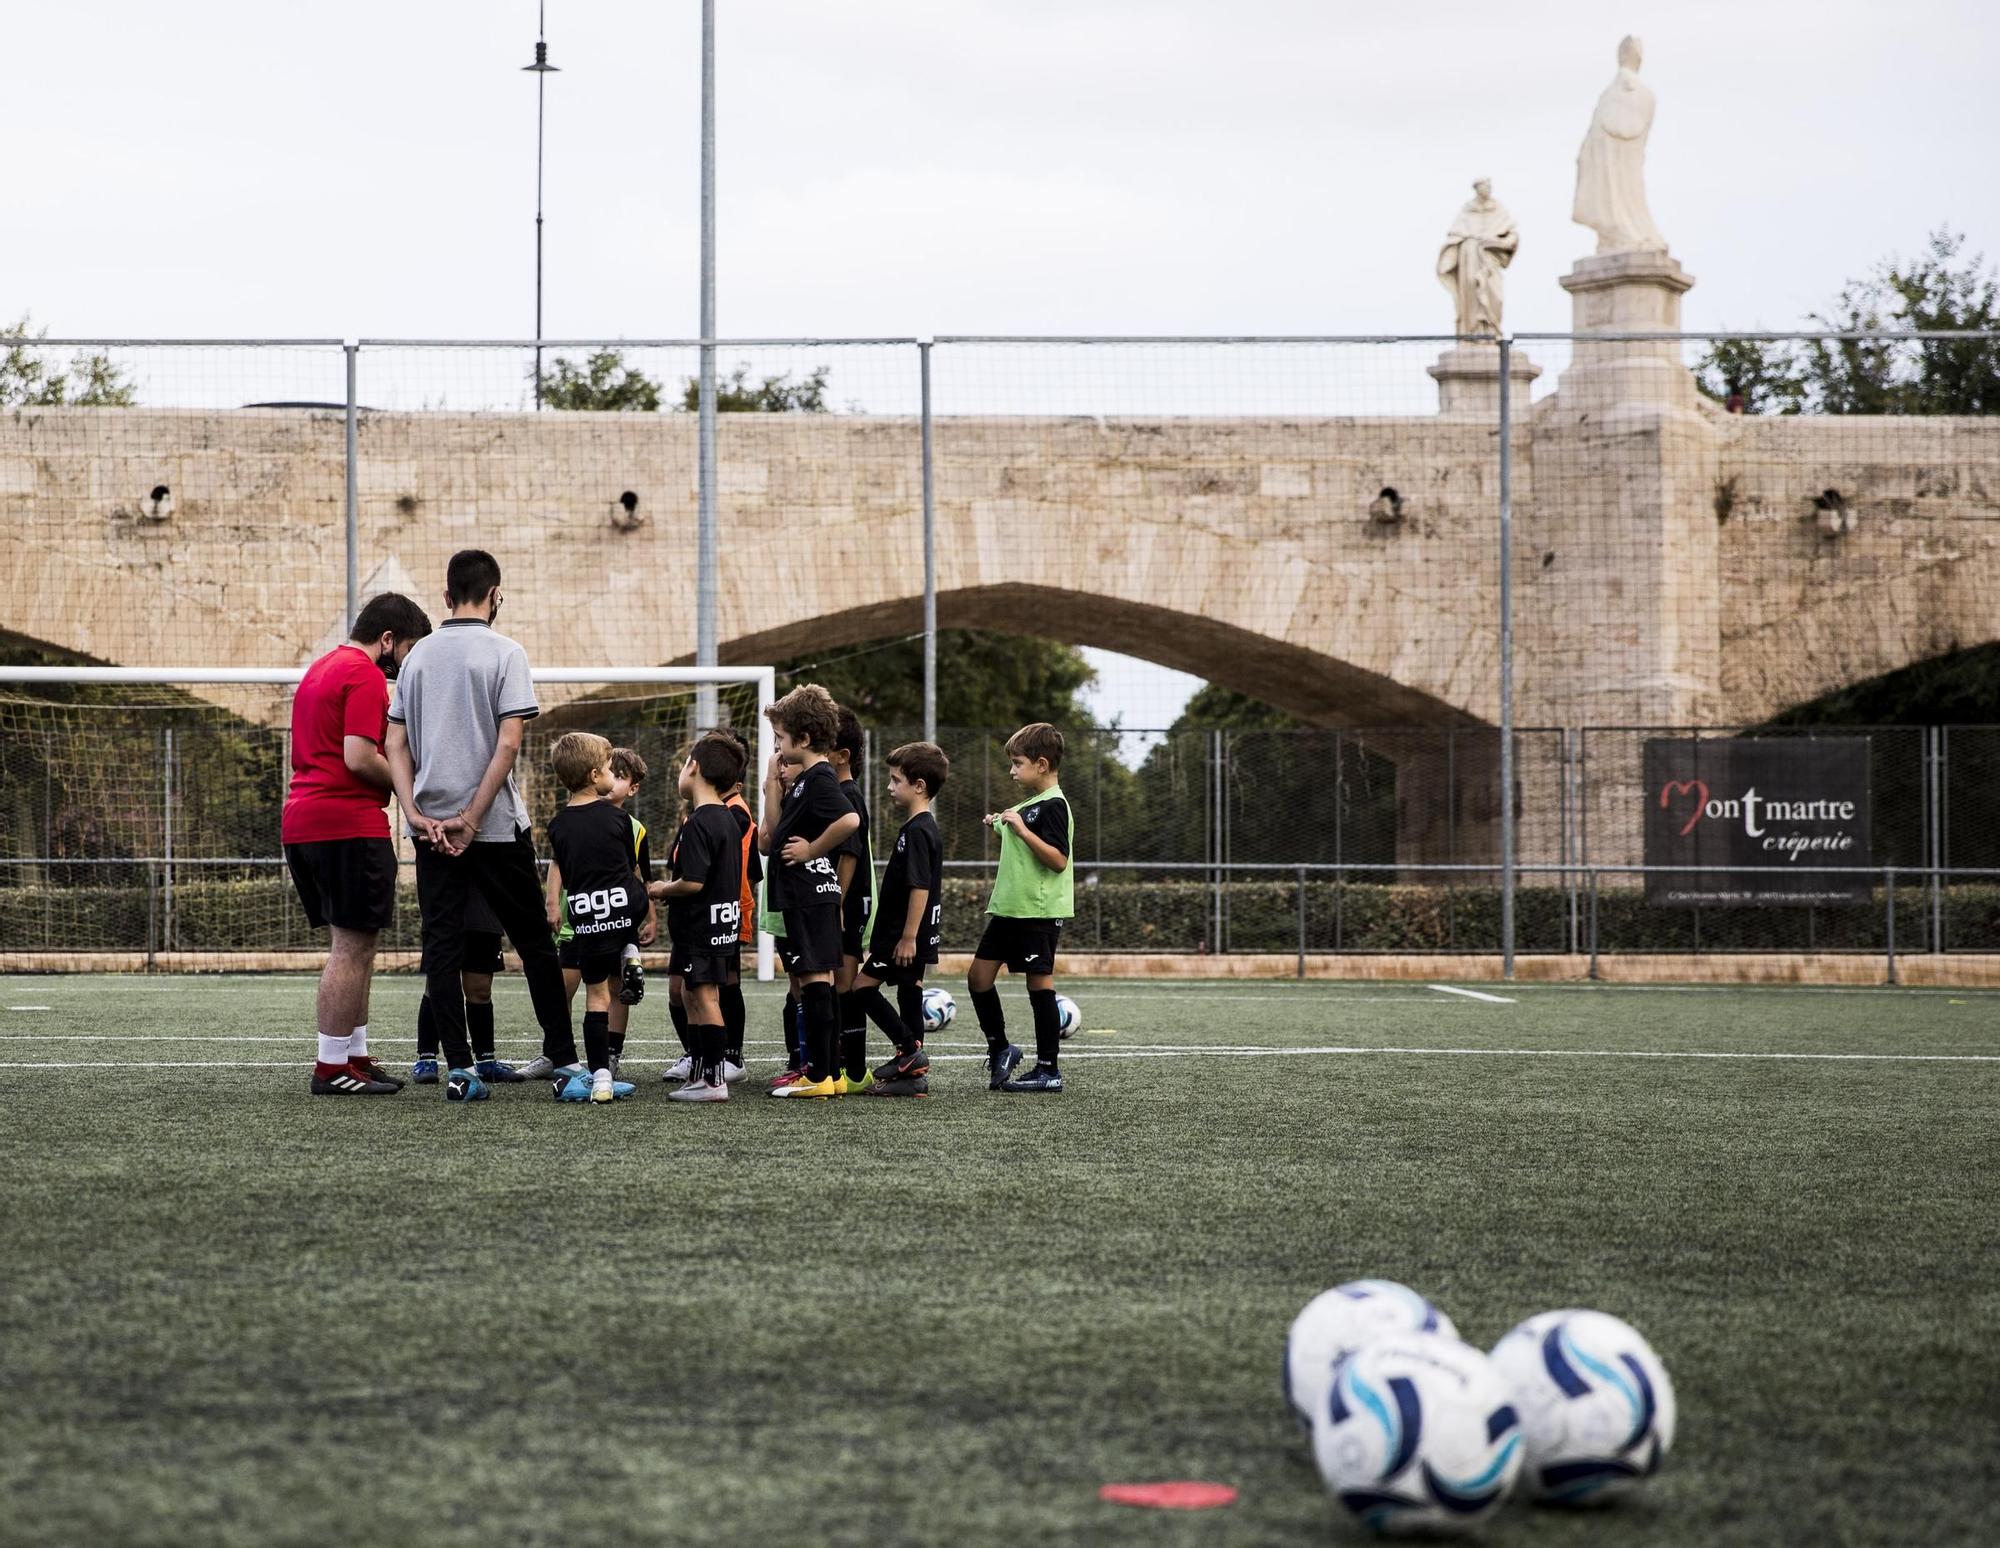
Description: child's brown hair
xmin=887 ymin=740 xmax=950 ymax=798
xmin=685 ymin=731 xmax=748 ymax=794
xmin=607 ymin=746 xmax=648 ymax=786
xmin=550 ymin=731 xmax=613 ymax=793
xmin=1004 ymin=722 xmax=1064 ymax=771
xmin=764 ymin=683 xmax=840 ymax=753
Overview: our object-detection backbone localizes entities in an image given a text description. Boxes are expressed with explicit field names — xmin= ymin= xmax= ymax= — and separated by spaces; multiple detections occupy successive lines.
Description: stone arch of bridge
xmin=714 ymin=584 xmax=1485 ymax=731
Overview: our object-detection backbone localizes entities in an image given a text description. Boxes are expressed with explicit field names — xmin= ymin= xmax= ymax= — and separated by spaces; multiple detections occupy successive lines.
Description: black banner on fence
xmin=1642 ymin=738 xmax=1872 ymax=906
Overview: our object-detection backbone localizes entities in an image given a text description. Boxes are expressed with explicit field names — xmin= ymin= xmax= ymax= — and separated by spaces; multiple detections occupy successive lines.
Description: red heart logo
xmin=1658 ymin=779 xmax=1709 ymax=838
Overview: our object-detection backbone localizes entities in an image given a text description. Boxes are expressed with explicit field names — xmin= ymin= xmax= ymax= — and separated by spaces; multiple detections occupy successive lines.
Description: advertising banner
xmin=1642 ymin=738 xmax=1872 ymax=906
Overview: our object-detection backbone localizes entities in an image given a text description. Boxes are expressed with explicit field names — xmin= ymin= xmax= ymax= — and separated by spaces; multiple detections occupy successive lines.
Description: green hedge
xmin=2 ymin=876 xmax=1993 ymax=955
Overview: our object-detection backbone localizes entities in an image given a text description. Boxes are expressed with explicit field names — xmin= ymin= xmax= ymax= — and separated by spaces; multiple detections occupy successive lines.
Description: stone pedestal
xmin=1553 ymin=251 xmax=1698 ymax=420
xmin=1427 ymin=343 xmax=1541 ymax=418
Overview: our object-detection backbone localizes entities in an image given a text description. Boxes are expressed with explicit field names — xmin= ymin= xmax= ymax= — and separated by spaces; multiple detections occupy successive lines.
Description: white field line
xmin=5 ymin=1046 xmax=1997 ymax=1070
xmin=1428 ymin=985 xmax=1515 ymax=1004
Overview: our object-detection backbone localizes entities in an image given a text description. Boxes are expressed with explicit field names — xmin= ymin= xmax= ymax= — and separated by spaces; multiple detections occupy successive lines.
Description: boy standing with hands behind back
xmin=759 ymin=684 xmax=860 ymax=1100
xmin=969 ymin=723 xmax=1074 ymax=1094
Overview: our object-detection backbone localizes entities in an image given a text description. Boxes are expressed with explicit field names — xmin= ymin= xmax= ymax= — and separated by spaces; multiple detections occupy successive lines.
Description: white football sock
xmin=317 ymin=1033 xmax=350 ymax=1065
xmin=622 ymin=943 xmax=640 ymax=963
xmin=349 ymin=1023 xmax=369 ymax=1057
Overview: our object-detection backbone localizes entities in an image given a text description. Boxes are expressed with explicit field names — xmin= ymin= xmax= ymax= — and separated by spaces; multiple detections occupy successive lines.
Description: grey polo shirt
xmin=387 ymin=618 xmax=538 ymax=843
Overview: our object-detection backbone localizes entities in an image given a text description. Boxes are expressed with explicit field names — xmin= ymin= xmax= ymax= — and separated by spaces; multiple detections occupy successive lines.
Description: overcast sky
xmin=12 ymin=0 xmax=1994 ymax=726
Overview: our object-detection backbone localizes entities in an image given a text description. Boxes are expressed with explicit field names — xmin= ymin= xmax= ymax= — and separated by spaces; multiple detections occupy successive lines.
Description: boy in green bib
xmin=969 ymin=722 xmax=1074 ymax=1093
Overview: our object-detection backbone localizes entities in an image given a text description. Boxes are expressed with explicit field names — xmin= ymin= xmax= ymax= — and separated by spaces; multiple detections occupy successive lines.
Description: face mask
xmin=374 ymin=645 xmax=399 ymax=681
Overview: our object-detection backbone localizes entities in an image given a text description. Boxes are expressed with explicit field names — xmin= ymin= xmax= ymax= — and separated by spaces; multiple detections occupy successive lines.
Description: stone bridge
xmin=3 ymin=314 xmax=1996 ymax=866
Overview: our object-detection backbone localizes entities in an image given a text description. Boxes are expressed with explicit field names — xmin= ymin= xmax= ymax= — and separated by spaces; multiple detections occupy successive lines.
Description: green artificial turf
xmin=1 ymin=976 xmax=1996 ymax=1546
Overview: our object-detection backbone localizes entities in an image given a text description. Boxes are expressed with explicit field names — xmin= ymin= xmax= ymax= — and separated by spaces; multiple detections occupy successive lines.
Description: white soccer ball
xmin=1488 ymin=1309 xmax=1676 ymax=1504
xmin=920 ymin=986 xmax=956 ymax=1033
xmin=1311 ymin=1332 xmax=1523 ymax=1535
xmin=1054 ymin=994 xmax=1081 ymax=1039
xmin=1285 ymin=1280 xmax=1459 ymax=1434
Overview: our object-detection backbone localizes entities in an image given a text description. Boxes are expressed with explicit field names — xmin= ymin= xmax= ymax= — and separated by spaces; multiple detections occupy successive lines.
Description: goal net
xmin=0 ymin=666 xmax=776 ymax=975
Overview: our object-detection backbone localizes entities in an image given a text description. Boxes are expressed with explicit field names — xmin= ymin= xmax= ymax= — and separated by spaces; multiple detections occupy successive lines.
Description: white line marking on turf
xmin=6 ymin=1005 xmax=52 ymax=1011
xmin=1427 ymin=985 xmax=1515 ymax=1004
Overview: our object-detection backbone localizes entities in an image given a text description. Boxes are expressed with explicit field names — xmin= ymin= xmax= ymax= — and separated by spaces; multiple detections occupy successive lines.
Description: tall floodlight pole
xmin=694 ymin=0 xmax=719 ymax=727
xmin=523 ymin=3 xmax=558 ymax=409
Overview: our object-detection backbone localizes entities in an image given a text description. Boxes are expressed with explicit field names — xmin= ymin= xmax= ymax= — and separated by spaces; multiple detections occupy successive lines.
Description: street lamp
xmin=522 ymin=2 xmax=558 ymax=409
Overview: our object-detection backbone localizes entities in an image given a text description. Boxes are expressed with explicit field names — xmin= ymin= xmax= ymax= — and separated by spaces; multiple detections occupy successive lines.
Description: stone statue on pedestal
xmin=1573 ymin=36 xmax=1666 ymax=254
xmin=1436 ymin=179 xmax=1518 ymax=338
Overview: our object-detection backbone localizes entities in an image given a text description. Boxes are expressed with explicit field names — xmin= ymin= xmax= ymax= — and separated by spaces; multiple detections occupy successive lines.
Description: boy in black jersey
xmin=545 ymin=731 xmax=647 ymax=1104
xmin=759 ymin=684 xmax=861 ymax=1100
xmin=853 ymin=742 xmax=948 ymax=1097
xmin=648 ymin=732 xmax=747 ymax=1102
xmin=828 ymin=706 xmax=876 ymax=1090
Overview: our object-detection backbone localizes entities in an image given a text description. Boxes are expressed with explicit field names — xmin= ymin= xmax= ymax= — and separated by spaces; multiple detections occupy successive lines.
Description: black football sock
xmin=1028 ymin=988 xmax=1061 ymax=1070
xmin=839 ymin=991 xmax=868 ymax=1079
xmin=971 ymin=987 xmax=1007 ymax=1056
xmin=609 ymin=1024 xmax=627 ymax=1060
xmin=467 ymin=1001 xmax=497 ymax=1063
xmin=721 ymin=982 xmax=746 ymax=1063
xmin=896 ymin=981 xmax=927 ymax=1053
xmin=801 ymin=982 xmax=837 ymax=1082
xmin=583 ymin=1010 xmax=611 ymax=1074
xmin=783 ymin=992 xmax=802 ymax=1069
xmin=699 ymin=1022 xmax=727 ymax=1084
xmin=416 ymin=994 xmax=439 ymax=1058
xmin=856 ymin=985 xmax=906 ymax=1049
xmin=669 ymin=997 xmax=693 ymax=1056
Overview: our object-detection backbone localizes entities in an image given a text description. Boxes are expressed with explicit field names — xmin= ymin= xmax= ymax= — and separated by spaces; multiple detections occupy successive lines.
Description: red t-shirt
xmin=281 ymin=646 xmax=393 ymax=843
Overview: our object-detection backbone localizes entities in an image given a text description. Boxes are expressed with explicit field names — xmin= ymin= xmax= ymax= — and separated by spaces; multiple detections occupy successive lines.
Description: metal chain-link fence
xmin=2 ymin=330 xmax=1995 ymax=966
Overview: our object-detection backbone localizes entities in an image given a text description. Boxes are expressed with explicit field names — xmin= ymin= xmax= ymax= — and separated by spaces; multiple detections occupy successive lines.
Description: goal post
xmin=0 ymin=664 xmax=779 ymax=979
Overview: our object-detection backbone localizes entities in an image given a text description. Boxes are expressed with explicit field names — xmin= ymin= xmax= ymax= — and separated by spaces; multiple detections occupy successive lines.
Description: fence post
xmin=343 ymin=343 xmax=359 ymax=627
xmin=1587 ymin=869 xmax=1600 ymax=981
xmin=145 ymin=858 xmax=158 ymax=973
xmin=920 ymin=341 xmax=937 ymax=744
xmin=1497 ymin=337 xmax=1516 ymax=979
xmin=1884 ymin=865 xmax=1898 ymax=985
xmin=162 ymin=727 xmax=175 ymax=954
xmin=1296 ymin=864 xmax=1307 ymax=979
xmin=1928 ymin=726 xmax=1943 ymax=953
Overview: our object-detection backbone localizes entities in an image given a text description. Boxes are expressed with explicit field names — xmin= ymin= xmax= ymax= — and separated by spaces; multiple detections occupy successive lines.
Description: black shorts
xmin=778 ymin=904 xmax=843 ymax=975
xmin=461 ymin=929 xmax=504 ymax=977
xmin=557 ymin=937 xmax=581 ymax=970
xmin=670 ymin=947 xmax=740 ymax=986
xmin=842 ymin=891 xmax=871 ymax=960
xmin=858 ymin=950 xmax=929 ymax=987
xmin=284 ymin=838 xmax=396 ymax=932
xmin=568 ymin=925 xmax=636 ymax=985
xmin=974 ymin=916 xmax=1063 ymax=976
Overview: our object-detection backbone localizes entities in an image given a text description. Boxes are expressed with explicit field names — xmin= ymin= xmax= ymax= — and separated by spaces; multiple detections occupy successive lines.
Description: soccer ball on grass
xmin=920 ymin=987 xmax=956 ymax=1032
xmin=1054 ymin=994 xmax=1081 ymax=1039
xmin=1284 ymin=1279 xmax=1459 ymax=1433
xmin=1487 ymin=1309 xmax=1675 ymax=1504
xmin=1310 ymin=1331 xmax=1523 ymax=1535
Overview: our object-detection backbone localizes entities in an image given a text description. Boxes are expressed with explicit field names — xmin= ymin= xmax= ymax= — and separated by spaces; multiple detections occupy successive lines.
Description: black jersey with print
xmin=868 ymin=810 xmax=943 ymax=963
xmin=666 ymin=803 xmax=744 ymax=951
xmin=766 ymin=760 xmax=852 ymax=910
xmin=547 ymin=799 xmax=647 ymax=947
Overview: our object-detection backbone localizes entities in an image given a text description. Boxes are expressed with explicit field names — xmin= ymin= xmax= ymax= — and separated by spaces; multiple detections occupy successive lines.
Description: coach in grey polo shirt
xmin=386 ymin=548 xmax=577 ymax=1088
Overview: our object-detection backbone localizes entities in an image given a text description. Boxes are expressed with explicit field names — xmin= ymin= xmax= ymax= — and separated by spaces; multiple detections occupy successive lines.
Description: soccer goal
xmin=0 ymin=665 xmax=778 ymax=977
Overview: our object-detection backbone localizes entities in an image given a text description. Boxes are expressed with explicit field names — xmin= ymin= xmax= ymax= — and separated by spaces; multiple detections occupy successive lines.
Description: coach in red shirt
xmin=282 ymin=593 xmax=432 ymax=1096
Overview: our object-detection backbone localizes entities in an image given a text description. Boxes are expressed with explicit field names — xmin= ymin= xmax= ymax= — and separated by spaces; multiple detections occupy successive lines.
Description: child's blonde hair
xmin=550 ymin=731 xmax=612 ymax=793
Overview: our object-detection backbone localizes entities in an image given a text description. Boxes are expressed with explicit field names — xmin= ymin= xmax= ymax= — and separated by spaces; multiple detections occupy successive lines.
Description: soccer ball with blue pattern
xmin=920 ymin=987 xmax=956 ymax=1033
xmin=1310 ymin=1331 xmax=1523 ymax=1535
xmin=1284 ymin=1279 xmax=1459 ymax=1433
xmin=1054 ymin=994 xmax=1081 ymax=1039
xmin=1488 ymin=1309 xmax=1675 ymax=1504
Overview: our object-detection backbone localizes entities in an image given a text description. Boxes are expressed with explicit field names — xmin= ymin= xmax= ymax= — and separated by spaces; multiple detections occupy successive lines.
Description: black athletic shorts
xmin=778 ymin=903 xmax=842 ymax=975
xmin=284 ymin=837 xmax=396 ymax=932
xmin=670 ymin=946 xmax=739 ymax=986
xmin=841 ymin=920 xmax=868 ymax=960
xmin=557 ymin=937 xmax=581 ymax=970
xmin=568 ymin=924 xmax=636 ymax=986
xmin=858 ymin=951 xmax=928 ymax=987
xmin=461 ymin=929 xmax=505 ymax=976
xmin=973 ymin=915 xmax=1063 ymax=976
